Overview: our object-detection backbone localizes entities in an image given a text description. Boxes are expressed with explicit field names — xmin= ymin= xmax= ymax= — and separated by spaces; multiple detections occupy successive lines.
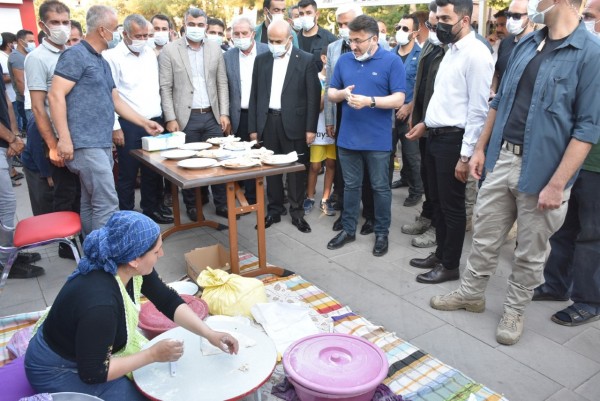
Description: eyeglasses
xmin=425 ymin=21 xmax=437 ymax=31
xmin=505 ymin=12 xmax=527 ymax=20
xmin=395 ymin=25 xmax=410 ymax=32
xmin=347 ymin=35 xmax=374 ymax=45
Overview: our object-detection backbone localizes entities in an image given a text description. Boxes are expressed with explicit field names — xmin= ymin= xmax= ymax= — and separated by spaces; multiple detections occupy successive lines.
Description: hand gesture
xmin=150 ymin=339 xmax=184 ymax=363
xmin=207 ymin=330 xmax=239 ymax=355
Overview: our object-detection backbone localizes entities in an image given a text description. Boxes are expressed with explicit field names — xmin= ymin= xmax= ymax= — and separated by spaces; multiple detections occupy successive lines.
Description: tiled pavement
xmin=2 ymin=169 xmax=599 ymax=401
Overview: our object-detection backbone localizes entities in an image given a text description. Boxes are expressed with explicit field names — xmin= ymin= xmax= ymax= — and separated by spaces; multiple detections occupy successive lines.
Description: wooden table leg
xmin=160 ymin=185 xmax=227 ymax=240
xmin=226 ymin=181 xmax=240 ymax=274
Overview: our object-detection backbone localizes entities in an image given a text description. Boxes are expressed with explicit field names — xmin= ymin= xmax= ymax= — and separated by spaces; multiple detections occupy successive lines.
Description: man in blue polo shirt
xmin=326 ymin=15 xmax=405 ymax=257
xmin=430 ymin=0 xmax=600 ymax=345
xmin=49 ymin=5 xmax=163 ymax=235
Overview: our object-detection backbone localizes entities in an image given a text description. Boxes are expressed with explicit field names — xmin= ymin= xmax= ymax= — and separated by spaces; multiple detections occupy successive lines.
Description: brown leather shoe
xmin=416 ymin=263 xmax=459 ymax=284
xmin=410 ymin=252 xmax=441 ymax=269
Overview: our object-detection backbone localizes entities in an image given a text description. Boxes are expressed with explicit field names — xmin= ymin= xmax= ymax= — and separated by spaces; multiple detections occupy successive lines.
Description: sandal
xmin=551 ymin=305 xmax=600 ymax=327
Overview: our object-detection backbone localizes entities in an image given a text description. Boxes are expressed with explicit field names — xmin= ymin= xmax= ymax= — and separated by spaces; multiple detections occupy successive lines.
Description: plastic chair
xmin=0 ymin=211 xmax=81 ymax=294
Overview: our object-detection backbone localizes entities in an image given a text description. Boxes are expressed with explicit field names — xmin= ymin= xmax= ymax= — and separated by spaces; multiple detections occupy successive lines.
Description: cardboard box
xmin=185 ymin=244 xmax=231 ymax=282
xmin=142 ymin=131 xmax=186 ymax=151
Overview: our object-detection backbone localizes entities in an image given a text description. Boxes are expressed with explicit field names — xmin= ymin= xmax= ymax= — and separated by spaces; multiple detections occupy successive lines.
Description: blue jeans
xmin=338 ymin=147 xmax=392 ymax=235
xmin=396 ymin=119 xmax=423 ymax=198
xmin=66 ymin=148 xmax=119 ymax=235
xmin=539 ymin=170 xmax=600 ymax=313
xmin=13 ymin=100 xmax=26 ymax=132
xmin=25 ymin=327 xmax=147 ymax=401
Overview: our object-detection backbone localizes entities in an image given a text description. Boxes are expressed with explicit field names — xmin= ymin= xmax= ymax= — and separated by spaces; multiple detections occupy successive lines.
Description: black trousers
xmin=420 ymin=136 xmax=434 ymax=221
xmin=426 ymin=131 xmax=466 ymax=270
xmin=181 ymin=112 xmax=226 ymax=210
xmin=236 ymin=110 xmax=256 ymax=204
xmin=262 ymin=113 xmax=308 ymax=219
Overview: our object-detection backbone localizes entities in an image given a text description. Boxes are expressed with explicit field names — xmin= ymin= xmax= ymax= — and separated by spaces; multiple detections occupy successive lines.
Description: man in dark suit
xmin=248 ymin=19 xmax=320 ymax=233
xmin=224 ymin=15 xmax=269 ymax=205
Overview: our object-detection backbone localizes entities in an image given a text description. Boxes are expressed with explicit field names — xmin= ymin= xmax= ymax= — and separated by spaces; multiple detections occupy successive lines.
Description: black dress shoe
xmin=187 ymin=208 xmax=198 ymax=222
xmin=360 ymin=219 xmax=374 ymax=235
xmin=163 ymin=193 xmax=173 ymax=207
xmin=332 ymin=216 xmax=343 ymax=231
xmin=216 ymin=207 xmax=240 ymax=220
xmin=7 ymin=262 xmax=45 ymax=279
xmin=58 ymin=243 xmax=76 ymax=260
xmin=159 ymin=204 xmax=173 ymax=216
xmin=16 ymin=252 xmax=41 ymax=264
xmin=410 ymin=252 xmax=441 ymax=269
xmin=391 ymin=179 xmax=407 ymax=189
xmin=144 ymin=211 xmax=174 ymax=225
xmin=373 ymin=235 xmax=388 ymax=257
xmin=292 ymin=217 xmax=311 ymax=233
xmin=416 ymin=263 xmax=459 ymax=284
xmin=327 ymin=231 xmax=356 ymax=250
xmin=256 ymin=214 xmax=282 ymax=229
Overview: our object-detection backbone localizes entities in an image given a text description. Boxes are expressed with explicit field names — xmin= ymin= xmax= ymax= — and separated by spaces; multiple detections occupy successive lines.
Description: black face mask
xmin=436 ymin=20 xmax=461 ymax=44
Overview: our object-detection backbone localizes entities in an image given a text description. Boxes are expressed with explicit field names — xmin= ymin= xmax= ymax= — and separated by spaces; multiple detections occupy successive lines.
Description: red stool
xmin=0 ymin=211 xmax=82 ymax=294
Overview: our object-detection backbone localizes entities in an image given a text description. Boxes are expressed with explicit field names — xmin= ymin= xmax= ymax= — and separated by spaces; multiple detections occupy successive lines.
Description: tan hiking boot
xmin=430 ymin=290 xmax=485 ymax=313
xmin=401 ymin=215 xmax=431 ymax=235
xmin=412 ymin=226 xmax=436 ymax=248
xmin=496 ymin=310 xmax=524 ymax=345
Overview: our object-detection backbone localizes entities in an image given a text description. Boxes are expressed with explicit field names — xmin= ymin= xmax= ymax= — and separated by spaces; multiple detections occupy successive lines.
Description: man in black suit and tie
xmin=249 ymin=19 xmax=320 ymax=233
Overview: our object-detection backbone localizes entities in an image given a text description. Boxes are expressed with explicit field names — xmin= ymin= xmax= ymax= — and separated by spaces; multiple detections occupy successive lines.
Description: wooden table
xmin=130 ymin=149 xmax=304 ymax=277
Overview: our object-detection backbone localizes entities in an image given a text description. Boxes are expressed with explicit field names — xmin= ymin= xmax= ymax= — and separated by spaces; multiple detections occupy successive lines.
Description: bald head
xmin=509 ymin=0 xmax=528 ymax=12
xmin=267 ymin=19 xmax=292 ymax=37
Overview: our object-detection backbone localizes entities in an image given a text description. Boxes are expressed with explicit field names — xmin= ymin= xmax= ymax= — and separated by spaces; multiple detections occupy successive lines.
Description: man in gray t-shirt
xmin=8 ymin=29 xmax=34 ymax=132
xmin=49 ymin=5 xmax=163 ymax=235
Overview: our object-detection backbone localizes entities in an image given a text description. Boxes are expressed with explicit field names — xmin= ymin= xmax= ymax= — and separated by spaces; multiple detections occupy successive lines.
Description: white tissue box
xmin=142 ymin=131 xmax=186 ymax=151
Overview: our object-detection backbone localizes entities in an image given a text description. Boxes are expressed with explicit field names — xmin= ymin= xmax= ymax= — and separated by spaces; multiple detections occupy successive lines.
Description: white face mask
xmin=186 ymin=26 xmax=205 ymax=43
xmin=584 ymin=19 xmax=600 ymax=36
xmin=292 ymin=18 xmax=303 ymax=31
xmin=268 ymin=38 xmax=289 ymax=57
xmin=269 ymin=12 xmax=285 ymax=23
xmin=127 ymin=38 xmax=147 ymax=53
xmin=147 ymin=38 xmax=156 ymax=49
xmin=354 ymin=38 xmax=374 ymax=62
xmin=206 ymin=34 xmax=223 ymax=45
xmin=395 ymin=30 xmax=410 ymax=46
xmin=44 ymin=22 xmax=71 ymax=46
xmin=153 ymin=31 xmax=169 ymax=46
xmin=527 ymin=0 xmax=555 ymax=25
xmin=301 ymin=16 xmax=315 ymax=31
xmin=506 ymin=17 xmax=526 ymax=36
xmin=378 ymin=32 xmax=387 ymax=43
xmin=233 ymin=37 xmax=253 ymax=51
xmin=428 ymin=30 xmax=442 ymax=46
xmin=339 ymin=27 xmax=350 ymax=40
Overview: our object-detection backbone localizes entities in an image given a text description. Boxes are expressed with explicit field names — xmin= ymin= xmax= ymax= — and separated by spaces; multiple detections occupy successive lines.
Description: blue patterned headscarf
xmin=68 ymin=211 xmax=161 ymax=281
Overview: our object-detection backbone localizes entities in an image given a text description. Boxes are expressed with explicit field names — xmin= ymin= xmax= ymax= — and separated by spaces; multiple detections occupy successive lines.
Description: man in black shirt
xmin=0 ymin=64 xmax=45 ymax=280
xmin=297 ymin=0 xmax=337 ymax=71
xmin=490 ymin=0 xmax=535 ymax=96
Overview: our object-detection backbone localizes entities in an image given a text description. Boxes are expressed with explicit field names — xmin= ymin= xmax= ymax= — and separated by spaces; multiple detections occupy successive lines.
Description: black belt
xmin=428 ymin=126 xmax=465 ymax=136
xmin=191 ymin=107 xmax=212 ymax=114
xmin=503 ymin=140 xmax=523 ymax=156
xmin=268 ymin=108 xmax=282 ymax=115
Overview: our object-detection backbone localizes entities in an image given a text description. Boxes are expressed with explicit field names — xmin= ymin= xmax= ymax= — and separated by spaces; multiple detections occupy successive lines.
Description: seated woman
xmin=24 ymin=211 xmax=238 ymax=400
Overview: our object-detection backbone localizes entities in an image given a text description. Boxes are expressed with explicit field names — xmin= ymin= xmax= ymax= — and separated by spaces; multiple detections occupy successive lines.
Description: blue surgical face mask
xmin=22 ymin=40 xmax=36 ymax=53
xmin=102 ymin=27 xmax=121 ymax=49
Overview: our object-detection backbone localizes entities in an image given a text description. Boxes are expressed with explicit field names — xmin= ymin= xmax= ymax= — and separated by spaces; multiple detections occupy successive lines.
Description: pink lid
xmin=283 ymin=333 xmax=389 ymax=396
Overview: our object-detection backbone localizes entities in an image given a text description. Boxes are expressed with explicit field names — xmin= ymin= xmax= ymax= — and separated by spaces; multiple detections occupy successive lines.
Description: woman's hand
xmin=149 ymin=339 xmax=184 ymax=363
xmin=207 ymin=330 xmax=239 ymax=355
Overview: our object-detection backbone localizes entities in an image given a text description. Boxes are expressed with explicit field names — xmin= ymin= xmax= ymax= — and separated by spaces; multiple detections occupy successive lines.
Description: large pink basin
xmin=283 ymin=333 xmax=389 ymax=401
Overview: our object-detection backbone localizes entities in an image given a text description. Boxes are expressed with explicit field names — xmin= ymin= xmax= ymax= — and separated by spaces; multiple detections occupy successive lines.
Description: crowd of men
xmin=0 ymin=0 xmax=599 ymax=346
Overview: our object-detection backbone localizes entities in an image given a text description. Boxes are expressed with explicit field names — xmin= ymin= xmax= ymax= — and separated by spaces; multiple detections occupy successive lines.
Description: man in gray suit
xmin=223 ymin=15 xmax=269 ymax=205
xmin=159 ymin=7 xmax=230 ymax=221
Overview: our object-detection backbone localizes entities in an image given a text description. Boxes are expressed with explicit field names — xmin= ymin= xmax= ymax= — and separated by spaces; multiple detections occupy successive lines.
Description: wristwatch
xmin=459 ymin=155 xmax=470 ymax=163
xmin=370 ymin=96 xmax=376 ymax=108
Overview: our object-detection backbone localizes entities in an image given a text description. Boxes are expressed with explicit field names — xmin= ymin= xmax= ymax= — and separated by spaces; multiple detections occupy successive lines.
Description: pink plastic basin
xmin=283 ymin=333 xmax=389 ymax=401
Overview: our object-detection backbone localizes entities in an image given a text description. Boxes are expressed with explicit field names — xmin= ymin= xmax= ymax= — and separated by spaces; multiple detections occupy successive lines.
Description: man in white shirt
xmin=406 ymin=0 xmax=493 ymax=284
xmin=104 ymin=14 xmax=172 ymax=225
xmin=223 ymin=15 xmax=269 ymax=205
